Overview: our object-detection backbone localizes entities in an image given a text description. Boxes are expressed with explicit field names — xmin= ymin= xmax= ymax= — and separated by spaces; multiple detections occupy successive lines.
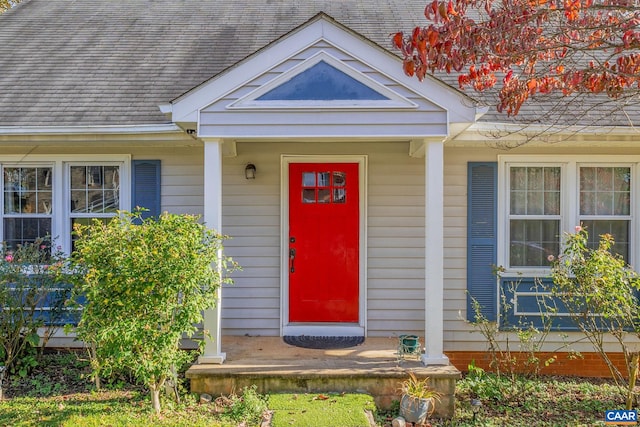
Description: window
xmin=579 ymin=166 xmax=631 ymax=260
xmin=69 ymin=165 xmax=121 ymax=250
xmin=501 ymin=157 xmax=636 ymax=270
xmin=0 ymin=156 xmax=129 ymax=254
xmin=3 ymin=166 xmax=53 ymax=249
xmin=508 ymin=166 xmax=561 ymax=267
xmin=301 ymin=170 xmax=346 ymax=204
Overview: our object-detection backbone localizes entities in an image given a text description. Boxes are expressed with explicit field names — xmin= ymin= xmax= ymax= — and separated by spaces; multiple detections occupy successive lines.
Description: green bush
xmin=0 ymin=239 xmax=71 ymax=397
xmin=68 ymin=211 xmax=234 ymax=413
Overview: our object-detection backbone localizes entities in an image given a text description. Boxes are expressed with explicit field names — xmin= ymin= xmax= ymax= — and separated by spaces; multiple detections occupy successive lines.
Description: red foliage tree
xmin=394 ymin=0 xmax=640 ymax=116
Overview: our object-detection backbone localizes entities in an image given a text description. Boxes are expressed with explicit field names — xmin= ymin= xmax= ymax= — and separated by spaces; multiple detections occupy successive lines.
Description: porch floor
xmin=186 ymin=336 xmax=460 ymax=418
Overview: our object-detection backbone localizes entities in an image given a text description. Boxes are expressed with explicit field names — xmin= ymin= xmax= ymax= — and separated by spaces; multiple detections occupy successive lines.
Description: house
xmin=1 ymin=0 xmax=639 ymax=378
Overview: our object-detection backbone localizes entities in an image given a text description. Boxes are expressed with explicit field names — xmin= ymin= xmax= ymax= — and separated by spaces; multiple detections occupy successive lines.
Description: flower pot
xmin=399 ymin=334 xmax=419 ymax=353
xmin=400 ymin=394 xmax=433 ymax=424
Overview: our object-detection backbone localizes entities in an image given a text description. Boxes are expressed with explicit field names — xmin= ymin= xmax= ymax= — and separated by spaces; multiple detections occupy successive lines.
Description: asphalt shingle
xmin=0 ymin=0 xmax=637 ymax=128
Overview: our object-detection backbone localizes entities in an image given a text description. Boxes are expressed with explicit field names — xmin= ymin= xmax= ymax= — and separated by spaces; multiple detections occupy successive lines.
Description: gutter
xmin=0 ymin=124 xmax=183 ymax=135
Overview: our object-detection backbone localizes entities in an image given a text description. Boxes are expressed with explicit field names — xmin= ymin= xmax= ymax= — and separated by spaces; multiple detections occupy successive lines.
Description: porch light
xmin=245 ymin=163 xmax=257 ymax=179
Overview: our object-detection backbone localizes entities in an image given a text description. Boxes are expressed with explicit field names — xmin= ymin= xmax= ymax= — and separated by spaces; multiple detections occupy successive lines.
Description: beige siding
xmin=0 ymin=139 xmax=204 ymax=217
xmin=220 ymin=141 xmax=429 ymax=337
xmin=442 ymin=144 xmax=640 ymax=353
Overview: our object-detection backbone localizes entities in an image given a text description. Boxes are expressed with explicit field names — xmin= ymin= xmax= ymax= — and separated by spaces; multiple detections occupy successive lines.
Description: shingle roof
xmin=0 ymin=0 xmax=428 ymax=127
xmin=0 ymin=0 xmax=637 ymax=128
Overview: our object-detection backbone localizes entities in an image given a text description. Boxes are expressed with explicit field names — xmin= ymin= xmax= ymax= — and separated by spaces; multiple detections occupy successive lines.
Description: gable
xmin=168 ymin=15 xmax=480 ymax=140
xmin=228 ymin=52 xmax=417 ymax=110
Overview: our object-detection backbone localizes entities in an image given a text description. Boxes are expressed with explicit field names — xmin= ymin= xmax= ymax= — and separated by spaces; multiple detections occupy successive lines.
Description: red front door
xmin=288 ymin=163 xmax=359 ymax=322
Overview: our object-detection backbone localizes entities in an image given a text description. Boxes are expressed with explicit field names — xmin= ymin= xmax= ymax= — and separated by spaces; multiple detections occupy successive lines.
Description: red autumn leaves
xmin=394 ymin=0 xmax=640 ymax=115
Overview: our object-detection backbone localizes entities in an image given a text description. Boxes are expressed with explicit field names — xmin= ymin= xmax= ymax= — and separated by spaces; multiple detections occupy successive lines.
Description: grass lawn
xmin=0 ymin=351 xmax=631 ymax=426
xmin=268 ymin=393 xmax=376 ymax=427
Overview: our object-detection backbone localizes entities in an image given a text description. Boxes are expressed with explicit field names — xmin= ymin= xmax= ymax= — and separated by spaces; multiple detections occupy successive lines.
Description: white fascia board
xmin=0 ymin=124 xmax=182 ymax=135
xmin=195 ymin=133 xmax=448 ymax=141
xmin=468 ymin=121 xmax=640 ymax=136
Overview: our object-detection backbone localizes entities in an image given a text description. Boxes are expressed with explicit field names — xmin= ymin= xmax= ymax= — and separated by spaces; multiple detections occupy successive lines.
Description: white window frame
xmin=0 ymin=155 xmax=130 ymax=256
xmin=498 ymin=155 xmax=639 ymax=277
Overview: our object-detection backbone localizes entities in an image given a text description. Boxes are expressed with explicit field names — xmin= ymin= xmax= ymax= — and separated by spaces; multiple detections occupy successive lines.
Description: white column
xmin=422 ymin=139 xmax=449 ymax=366
xmin=198 ymin=139 xmax=226 ymax=364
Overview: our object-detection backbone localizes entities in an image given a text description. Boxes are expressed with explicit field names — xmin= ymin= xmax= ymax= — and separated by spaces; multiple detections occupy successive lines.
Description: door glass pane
xmin=317 ymin=172 xmax=330 ymax=187
xmin=318 ymin=189 xmax=330 ymax=204
xmin=333 ymin=188 xmax=346 ymax=203
xmin=302 ymin=172 xmax=315 ymax=187
xmin=302 ymin=189 xmax=315 ymax=203
xmin=333 ymin=171 xmax=345 ymax=187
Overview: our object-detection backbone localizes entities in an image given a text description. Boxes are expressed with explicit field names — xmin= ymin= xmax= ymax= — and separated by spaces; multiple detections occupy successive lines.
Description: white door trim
xmin=280 ymin=155 xmax=368 ymax=337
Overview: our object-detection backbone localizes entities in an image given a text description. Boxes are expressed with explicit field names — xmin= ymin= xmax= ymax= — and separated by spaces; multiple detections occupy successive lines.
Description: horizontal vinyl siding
xmin=219 ymin=141 xmax=429 ymax=338
xmin=366 ymin=146 xmax=425 ymax=336
xmin=0 ymin=141 xmax=205 ymax=217
xmin=443 ymin=148 xmax=497 ymax=351
xmin=221 ymin=144 xmax=282 ymax=336
xmin=442 ymin=145 xmax=640 ymax=354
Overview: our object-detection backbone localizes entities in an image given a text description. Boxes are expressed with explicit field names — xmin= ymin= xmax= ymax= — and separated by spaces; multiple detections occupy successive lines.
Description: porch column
xmin=422 ymin=139 xmax=449 ymax=366
xmin=198 ymin=138 xmax=226 ymax=364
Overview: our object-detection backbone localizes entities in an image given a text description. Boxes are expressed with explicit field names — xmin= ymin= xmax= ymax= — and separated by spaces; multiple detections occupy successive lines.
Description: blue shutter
xmin=132 ymin=160 xmax=161 ymax=219
xmin=467 ymin=162 xmax=498 ymax=321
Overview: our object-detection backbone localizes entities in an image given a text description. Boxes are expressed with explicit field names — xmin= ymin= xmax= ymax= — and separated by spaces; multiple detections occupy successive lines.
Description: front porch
xmin=186 ymin=336 xmax=460 ymax=419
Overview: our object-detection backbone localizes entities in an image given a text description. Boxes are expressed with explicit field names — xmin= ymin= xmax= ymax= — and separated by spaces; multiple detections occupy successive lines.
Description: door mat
xmin=283 ymin=336 xmax=365 ymax=350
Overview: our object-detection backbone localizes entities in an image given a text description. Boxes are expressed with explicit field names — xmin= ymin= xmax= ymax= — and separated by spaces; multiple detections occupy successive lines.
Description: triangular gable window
xmin=257 ymin=61 xmax=389 ymax=101
xmin=229 ymin=51 xmax=416 ymax=109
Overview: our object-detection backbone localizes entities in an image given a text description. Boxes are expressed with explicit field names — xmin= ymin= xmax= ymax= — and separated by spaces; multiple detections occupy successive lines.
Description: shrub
xmin=68 ymin=211 xmax=234 ymax=413
xmin=551 ymin=226 xmax=640 ymax=409
xmin=0 ymin=239 xmax=71 ymax=398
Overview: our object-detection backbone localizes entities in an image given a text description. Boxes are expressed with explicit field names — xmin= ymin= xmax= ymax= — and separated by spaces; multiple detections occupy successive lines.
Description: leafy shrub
xmin=0 ymin=239 xmax=71 ymax=397
xmin=68 ymin=211 xmax=234 ymax=413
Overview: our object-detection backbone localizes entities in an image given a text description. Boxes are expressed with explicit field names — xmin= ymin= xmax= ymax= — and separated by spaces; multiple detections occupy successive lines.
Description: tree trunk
xmin=150 ymin=385 xmax=161 ymax=414
xmin=626 ymin=353 xmax=639 ymax=410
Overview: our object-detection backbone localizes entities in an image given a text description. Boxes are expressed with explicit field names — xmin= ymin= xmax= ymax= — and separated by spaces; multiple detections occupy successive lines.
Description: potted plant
xmin=398 ymin=372 xmax=441 ymax=424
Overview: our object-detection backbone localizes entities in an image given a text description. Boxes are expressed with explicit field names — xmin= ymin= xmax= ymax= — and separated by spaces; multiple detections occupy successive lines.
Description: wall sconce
xmin=245 ymin=163 xmax=257 ymax=180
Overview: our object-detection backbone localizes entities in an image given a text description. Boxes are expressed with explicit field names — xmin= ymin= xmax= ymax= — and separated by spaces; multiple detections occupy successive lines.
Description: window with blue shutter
xmin=467 ymin=162 xmax=498 ymax=321
xmin=132 ymin=160 xmax=161 ymax=219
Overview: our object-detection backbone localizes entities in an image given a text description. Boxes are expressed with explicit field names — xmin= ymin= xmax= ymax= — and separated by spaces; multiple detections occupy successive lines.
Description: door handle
xmin=289 ymin=248 xmax=296 ymax=273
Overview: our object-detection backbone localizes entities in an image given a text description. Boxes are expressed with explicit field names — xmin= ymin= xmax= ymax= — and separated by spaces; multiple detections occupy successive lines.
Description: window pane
xmin=70 ymin=166 xmax=121 ymax=214
xmin=582 ymin=220 xmax=629 ymax=261
xmin=527 ymin=167 xmax=543 ymax=190
xmin=71 ymin=218 xmax=110 ymax=252
xmin=5 ymin=167 xmax=53 ymax=214
xmin=510 ymin=219 xmax=559 ymax=267
xmin=510 ymin=166 xmax=560 ymax=215
xmin=580 ymin=167 xmax=631 ymax=216
xmin=4 ymin=217 xmax=52 ymax=249
xmin=333 ymin=172 xmax=345 ymax=187
xmin=526 ymin=191 xmax=543 ymax=215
